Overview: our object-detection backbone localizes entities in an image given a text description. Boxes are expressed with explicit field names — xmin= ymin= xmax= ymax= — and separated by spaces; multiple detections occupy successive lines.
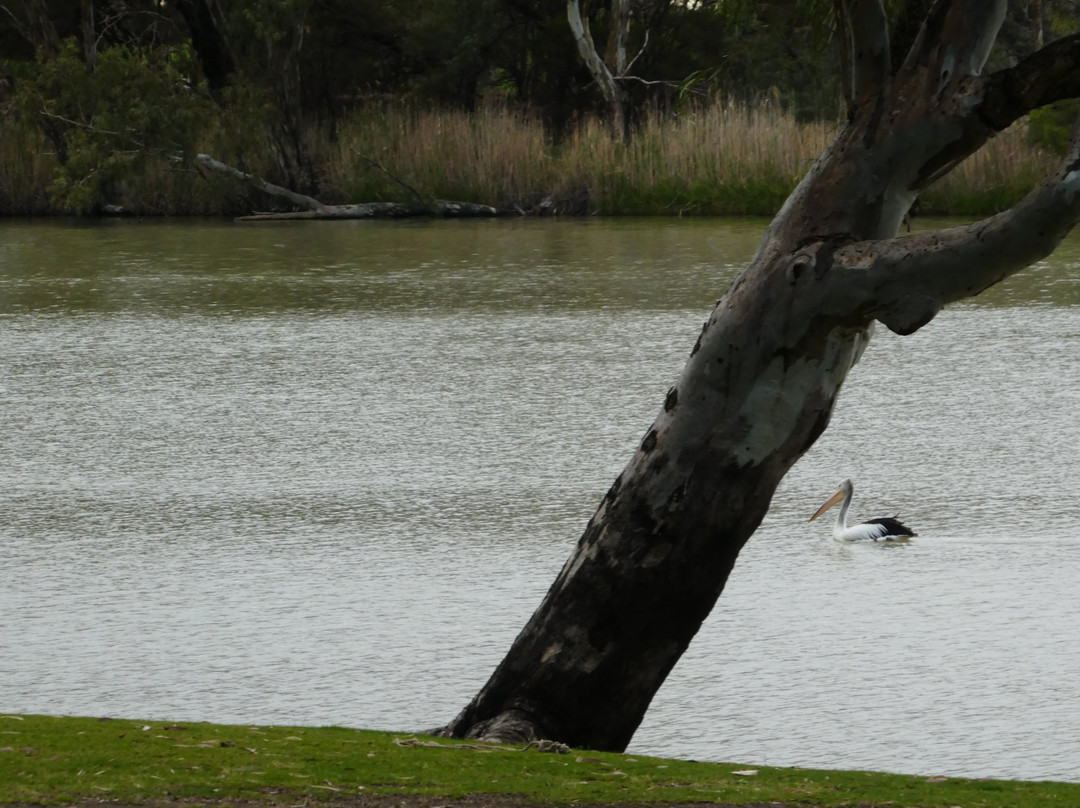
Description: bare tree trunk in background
xmin=262 ymin=2 xmax=317 ymax=195
xmin=174 ymin=0 xmax=313 ymax=191
xmin=567 ymin=0 xmax=633 ymax=140
xmin=1 ymin=0 xmax=60 ymax=54
xmin=604 ymin=0 xmax=631 ymax=85
xmin=172 ymin=0 xmax=235 ymax=95
xmin=80 ymin=0 xmax=95 ymax=70
xmin=2 ymin=0 xmax=64 ymax=159
xmin=439 ymin=0 xmax=1080 ymax=752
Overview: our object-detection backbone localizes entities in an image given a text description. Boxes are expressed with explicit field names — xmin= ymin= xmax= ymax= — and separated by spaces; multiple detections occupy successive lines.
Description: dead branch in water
xmin=194 ymin=153 xmax=499 ymax=220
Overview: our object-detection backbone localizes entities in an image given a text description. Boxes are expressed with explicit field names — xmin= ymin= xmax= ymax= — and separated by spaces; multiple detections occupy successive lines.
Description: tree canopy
xmin=1 ymin=0 xmax=1076 ymax=211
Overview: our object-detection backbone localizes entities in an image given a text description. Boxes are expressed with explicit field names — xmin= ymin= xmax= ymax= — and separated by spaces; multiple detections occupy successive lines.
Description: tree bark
xmin=80 ymin=0 xmax=96 ymax=71
xmin=439 ymin=0 xmax=1080 ymax=751
xmin=567 ymin=0 xmax=633 ymax=140
xmin=845 ymin=0 xmax=889 ymax=106
xmin=194 ymin=153 xmax=327 ymax=212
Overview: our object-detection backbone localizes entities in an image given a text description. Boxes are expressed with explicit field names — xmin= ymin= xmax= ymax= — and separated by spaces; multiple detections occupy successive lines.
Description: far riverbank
xmin=0 ymin=104 xmax=1054 ymax=219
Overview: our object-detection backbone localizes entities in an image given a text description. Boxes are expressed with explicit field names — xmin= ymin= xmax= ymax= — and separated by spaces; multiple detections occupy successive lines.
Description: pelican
xmin=809 ymin=479 xmax=917 ymax=542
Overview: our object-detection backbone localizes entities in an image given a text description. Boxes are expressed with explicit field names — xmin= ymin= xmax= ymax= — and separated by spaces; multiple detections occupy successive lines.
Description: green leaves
xmin=1028 ymin=99 xmax=1080 ymax=156
xmin=13 ymin=38 xmax=214 ymax=212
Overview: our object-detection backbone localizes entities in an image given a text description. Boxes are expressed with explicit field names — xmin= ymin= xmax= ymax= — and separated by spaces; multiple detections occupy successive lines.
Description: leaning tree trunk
xmin=439 ymin=0 xmax=1080 ymax=751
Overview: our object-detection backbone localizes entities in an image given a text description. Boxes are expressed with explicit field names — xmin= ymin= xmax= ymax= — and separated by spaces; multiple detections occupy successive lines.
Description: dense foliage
xmin=0 ymin=0 xmax=1075 ymax=214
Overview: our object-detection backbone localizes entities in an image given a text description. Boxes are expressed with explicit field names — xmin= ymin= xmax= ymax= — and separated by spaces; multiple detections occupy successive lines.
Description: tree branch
xmin=195 ymin=153 xmax=498 ymax=220
xmin=567 ymin=0 xmax=618 ymax=103
xmin=0 ymin=4 xmax=33 ymax=44
xmin=193 ymin=153 xmax=327 ymax=212
xmin=826 ymin=118 xmax=1080 ymax=334
xmin=889 ymin=0 xmax=935 ymax=76
xmin=38 ymin=110 xmax=150 ymax=150
xmin=846 ymin=0 xmax=890 ymax=104
xmin=833 ymin=0 xmax=854 ymax=112
xmin=906 ymin=31 xmax=1080 ymax=191
xmin=980 ymin=32 xmax=1080 ymax=131
xmin=621 ymin=28 xmax=648 ymax=77
xmin=898 ymin=0 xmax=1006 ymax=83
xmin=618 ymin=74 xmax=677 ymax=88
xmin=608 ymin=0 xmax=630 ymax=76
xmin=355 ymin=151 xmax=427 ymax=204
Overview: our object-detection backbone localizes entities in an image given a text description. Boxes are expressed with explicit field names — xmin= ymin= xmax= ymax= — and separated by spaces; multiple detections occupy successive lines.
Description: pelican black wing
xmin=864 ymin=515 xmax=917 ymax=538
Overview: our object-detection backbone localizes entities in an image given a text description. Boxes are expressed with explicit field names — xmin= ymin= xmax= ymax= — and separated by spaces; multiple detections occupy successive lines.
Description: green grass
xmin=2 ymin=714 xmax=1079 ymax=807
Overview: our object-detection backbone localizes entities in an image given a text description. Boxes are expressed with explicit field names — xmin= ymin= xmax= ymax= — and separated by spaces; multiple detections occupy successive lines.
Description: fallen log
xmin=235 ymin=200 xmax=498 ymax=221
xmin=194 ymin=153 xmax=499 ymax=220
xmin=194 ymin=154 xmax=327 ymax=212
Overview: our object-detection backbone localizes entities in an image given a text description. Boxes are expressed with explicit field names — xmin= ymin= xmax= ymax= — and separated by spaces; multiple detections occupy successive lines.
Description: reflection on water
xmin=0 ymin=218 xmax=764 ymax=314
xmin=2 ymin=218 xmax=1080 ymax=782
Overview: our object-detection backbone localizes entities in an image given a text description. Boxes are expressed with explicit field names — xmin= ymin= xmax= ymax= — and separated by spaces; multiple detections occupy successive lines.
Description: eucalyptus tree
xmin=566 ymin=0 xmax=634 ymax=136
xmin=439 ymin=0 xmax=1080 ymax=751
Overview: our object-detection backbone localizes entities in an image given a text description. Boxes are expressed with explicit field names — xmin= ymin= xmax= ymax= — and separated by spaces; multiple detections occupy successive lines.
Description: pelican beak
xmin=809 ymin=489 xmax=845 ymax=521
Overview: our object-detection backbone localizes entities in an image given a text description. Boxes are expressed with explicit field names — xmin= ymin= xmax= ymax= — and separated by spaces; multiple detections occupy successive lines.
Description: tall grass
xmin=0 ymin=123 xmax=54 ymax=215
xmin=327 ymin=102 xmax=833 ymax=214
xmin=329 ymin=106 xmax=558 ymax=208
xmin=564 ymin=103 xmax=835 ymax=214
xmin=0 ymin=101 xmax=1059 ymax=217
xmin=327 ymin=103 xmax=1056 ymax=217
xmin=919 ymin=121 xmax=1057 ymax=215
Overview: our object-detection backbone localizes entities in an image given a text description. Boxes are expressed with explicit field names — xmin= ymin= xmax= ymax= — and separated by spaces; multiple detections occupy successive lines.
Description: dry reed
xmin=0 ymin=124 xmax=55 ymax=215
xmin=330 ymin=106 xmax=557 ymax=207
xmin=327 ymin=102 xmax=836 ymax=214
xmin=0 ymin=102 xmax=1059 ymax=217
xmin=919 ymin=120 xmax=1056 ymax=215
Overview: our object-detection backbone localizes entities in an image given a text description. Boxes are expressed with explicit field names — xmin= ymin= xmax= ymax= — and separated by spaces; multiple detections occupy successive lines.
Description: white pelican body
xmin=809 ymin=479 xmax=917 ymax=542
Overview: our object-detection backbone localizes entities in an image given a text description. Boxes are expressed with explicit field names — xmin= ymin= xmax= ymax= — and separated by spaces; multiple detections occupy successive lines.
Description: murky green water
xmin=2 ymin=217 xmax=1080 ymax=781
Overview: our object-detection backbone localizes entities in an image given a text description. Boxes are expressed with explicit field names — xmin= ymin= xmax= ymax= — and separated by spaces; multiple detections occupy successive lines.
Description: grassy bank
xmin=328 ymin=103 xmax=836 ymax=216
xmin=331 ymin=105 xmax=1054 ymax=217
xmin=0 ymin=103 xmax=1056 ymax=218
xmin=2 ymin=714 xmax=1078 ymax=807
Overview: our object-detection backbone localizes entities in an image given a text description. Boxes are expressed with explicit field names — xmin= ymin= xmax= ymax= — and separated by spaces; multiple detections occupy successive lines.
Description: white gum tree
xmin=438 ymin=0 xmax=1080 ymax=751
xmin=566 ymin=0 xmax=635 ymax=139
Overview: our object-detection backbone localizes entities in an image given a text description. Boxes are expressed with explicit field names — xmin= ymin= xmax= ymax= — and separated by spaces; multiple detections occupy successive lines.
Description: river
xmin=2 ymin=217 xmax=1079 ymax=782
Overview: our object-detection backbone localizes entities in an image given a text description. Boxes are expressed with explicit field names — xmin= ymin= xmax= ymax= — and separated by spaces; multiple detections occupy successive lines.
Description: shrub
xmin=12 ymin=39 xmax=216 ymax=212
xmin=1028 ymin=99 xmax=1079 ymax=156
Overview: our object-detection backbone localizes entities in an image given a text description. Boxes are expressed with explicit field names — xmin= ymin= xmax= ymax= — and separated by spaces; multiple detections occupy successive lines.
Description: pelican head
xmin=809 ymin=479 xmax=853 ymax=522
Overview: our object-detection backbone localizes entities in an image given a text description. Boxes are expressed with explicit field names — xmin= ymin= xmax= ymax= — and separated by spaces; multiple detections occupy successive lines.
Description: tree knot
xmin=876 ymin=295 xmax=941 ymax=335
